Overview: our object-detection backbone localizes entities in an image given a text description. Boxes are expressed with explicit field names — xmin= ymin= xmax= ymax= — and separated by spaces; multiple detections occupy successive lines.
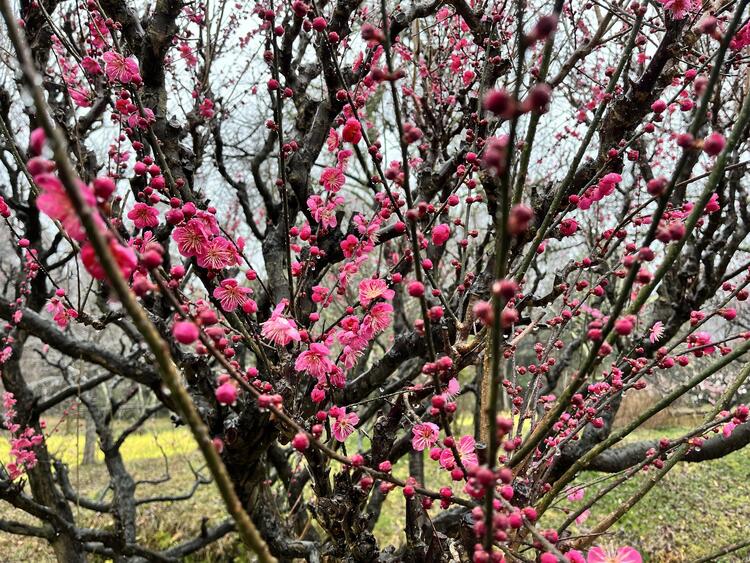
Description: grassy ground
xmin=1 ymin=420 xmax=748 ymax=562
xmin=0 ymin=419 xmax=245 ymax=562
xmin=543 ymin=428 xmax=750 ymax=562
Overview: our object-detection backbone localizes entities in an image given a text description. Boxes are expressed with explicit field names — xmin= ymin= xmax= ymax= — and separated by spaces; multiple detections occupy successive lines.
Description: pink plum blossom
xmin=102 ymin=51 xmax=141 ymax=83
xmin=649 ymin=321 xmax=664 ymax=343
xmin=295 ymin=343 xmax=335 ymax=378
xmin=332 ymin=410 xmax=359 ymax=442
xmin=587 ymin=546 xmax=641 ymax=563
xmin=657 ymin=0 xmax=699 ymax=19
xmin=411 ymin=422 xmax=439 ymax=451
xmin=362 ymin=302 xmax=393 ymax=334
xmin=213 ymin=279 xmax=252 ymax=312
xmin=439 ymin=435 xmax=478 ymax=469
xmin=723 ymin=421 xmax=737 ymax=438
xmin=35 ymin=174 xmax=98 ymax=241
xmin=81 ymin=240 xmax=137 ymax=281
xmin=567 ymin=487 xmax=585 ymax=502
xmin=307 ymin=194 xmax=343 ymax=230
xmin=442 ymin=378 xmax=460 ymax=401
xmin=196 ymin=237 xmax=238 ymax=270
xmin=358 ymin=277 xmax=394 ymax=308
xmin=46 ymin=295 xmax=78 ymax=328
xmin=261 ymin=300 xmax=301 ymax=346
xmin=172 ymin=219 xmax=210 ymax=257
xmin=127 ymin=202 xmax=159 ymax=230
xmin=80 ymin=56 xmax=103 ymax=75
xmin=320 ymin=167 xmax=345 ymax=192
xmin=576 ymin=509 xmax=591 ymax=525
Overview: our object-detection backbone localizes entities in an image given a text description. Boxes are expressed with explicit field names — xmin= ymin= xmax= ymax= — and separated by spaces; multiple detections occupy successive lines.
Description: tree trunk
xmin=82 ymin=413 xmax=98 ymax=465
xmin=3 ymin=356 xmax=86 ymax=562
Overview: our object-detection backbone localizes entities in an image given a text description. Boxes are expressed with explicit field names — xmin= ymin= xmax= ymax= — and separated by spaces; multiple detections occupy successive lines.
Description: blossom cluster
xmin=2 ymin=392 xmax=43 ymax=480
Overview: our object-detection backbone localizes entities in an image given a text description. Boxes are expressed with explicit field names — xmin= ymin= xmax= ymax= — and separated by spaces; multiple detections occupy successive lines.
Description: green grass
xmin=0 ymin=420 xmax=748 ymax=561
xmin=541 ymin=428 xmax=750 ymax=562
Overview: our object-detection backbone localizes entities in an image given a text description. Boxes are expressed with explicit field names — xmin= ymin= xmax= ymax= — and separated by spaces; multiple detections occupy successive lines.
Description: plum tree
xmin=0 ymin=0 xmax=749 ymax=561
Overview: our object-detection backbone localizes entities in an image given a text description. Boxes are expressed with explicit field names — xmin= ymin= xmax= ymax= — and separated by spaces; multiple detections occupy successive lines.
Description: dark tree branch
xmin=586 ymin=419 xmax=750 ymax=473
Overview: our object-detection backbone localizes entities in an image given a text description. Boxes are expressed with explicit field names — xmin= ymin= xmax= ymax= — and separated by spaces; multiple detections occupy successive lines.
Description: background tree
xmin=0 ymin=0 xmax=749 ymax=561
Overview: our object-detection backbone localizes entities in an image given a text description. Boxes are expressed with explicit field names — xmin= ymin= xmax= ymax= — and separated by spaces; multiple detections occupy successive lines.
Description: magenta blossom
xmin=431 ymin=223 xmax=451 ymax=246
xmin=213 ymin=279 xmax=252 ymax=312
xmin=307 ymin=194 xmax=343 ymax=230
xmin=358 ymin=277 xmax=394 ymax=308
xmin=341 ymin=118 xmax=362 ymax=144
xmin=731 ymin=22 xmax=750 ymax=50
xmin=295 ymin=343 xmax=335 ymax=378
xmin=102 ymin=51 xmax=141 ymax=83
xmin=560 ymin=218 xmax=578 ymax=237
xmin=172 ymin=219 xmax=209 ymax=257
xmin=311 ymin=285 xmax=331 ymax=305
xmin=69 ymin=87 xmax=93 ymax=108
xmin=127 ymin=107 xmax=155 ymax=130
xmin=567 ymin=551 xmax=586 ymax=563
xmin=657 ymin=0 xmax=699 ymax=19
xmin=587 ymin=546 xmax=641 ymax=563
xmin=361 ymin=302 xmax=393 ymax=334
xmin=80 ymin=56 xmax=103 ymax=75
xmin=332 ymin=410 xmax=359 ymax=442
xmin=688 ymin=331 xmax=715 ymax=356
xmin=36 ymin=174 xmax=97 ymax=241
xmin=127 ymin=202 xmax=159 ymax=230
xmin=320 ymin=167 xmax=345 ymax=192
xmin=261 ymin=300 xmax=301 ymax=346
xmin=81 ymin=240 xmax=137 ymax=281
xmin=173 ymin=321 xmax=199 ymax=345
xmin=411 ymin=422 xmax=439 ymax=451
xmin=46 ymin=297 xmax=78 ymax=328
xmin=215 ymin=382 xmax=238 ymax=405
xmin=326 ymin=128 xmax=340 ymax=152
xmin=196 ymin=236 xmax=238 ymax=270
xmin=439 ymin=435 xmax=478 ymax=469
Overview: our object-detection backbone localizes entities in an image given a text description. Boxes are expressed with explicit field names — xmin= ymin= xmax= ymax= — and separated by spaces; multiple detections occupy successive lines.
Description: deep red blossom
xmin=432 ymin=223 xmax=451 ymax=246
xmin=173 ymin=321 xmax=200 ymax=344
xmin=36 ymin=174 xmax=99 ymax=241
xmin=341 ymin=118 xmax=362 ymax=144
xmin=81 ymin=240 xmax=137 ymax=281
xmin=127 ymin=202 xmax=159 ymax=229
